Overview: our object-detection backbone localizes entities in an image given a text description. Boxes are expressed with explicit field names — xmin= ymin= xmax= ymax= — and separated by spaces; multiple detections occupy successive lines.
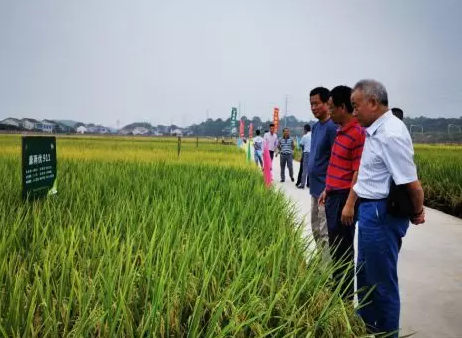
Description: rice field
xmin=0 ymin=135 xmax=365 ymax=337
xmin=414 ymin=144 xmax=462 ymax=217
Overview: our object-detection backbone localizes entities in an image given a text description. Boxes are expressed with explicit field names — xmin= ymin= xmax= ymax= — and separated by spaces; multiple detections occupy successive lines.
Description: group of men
xmin=254 ymin=79 xmax=425 ymax=336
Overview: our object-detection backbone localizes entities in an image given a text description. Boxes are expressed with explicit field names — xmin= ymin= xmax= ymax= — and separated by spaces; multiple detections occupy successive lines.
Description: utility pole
xmin=284 ymin=95 xmax=288 ymax=128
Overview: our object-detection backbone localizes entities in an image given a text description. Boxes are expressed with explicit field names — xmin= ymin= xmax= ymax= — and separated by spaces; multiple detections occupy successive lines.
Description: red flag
xmin=239 ymin=119 xmax=245 ymax=138
xmin=273 ymin=107 xmax=279 ymax=132
xmin=249 ymin=123 xmax=254 ymax=139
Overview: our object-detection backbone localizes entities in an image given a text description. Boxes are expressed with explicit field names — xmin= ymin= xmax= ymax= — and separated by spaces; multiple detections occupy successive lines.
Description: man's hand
xmin=341 ymin=203 xmax=355 ymax=226
xmin=410 ymin=208 xmax=425 ymax=225
xmin=318 ymin=190 xmax=327 ymax=206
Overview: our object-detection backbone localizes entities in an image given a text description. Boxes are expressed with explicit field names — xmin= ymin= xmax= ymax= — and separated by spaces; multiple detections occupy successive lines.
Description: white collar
xmin=366 ymin=110 xmax=392 ymax=136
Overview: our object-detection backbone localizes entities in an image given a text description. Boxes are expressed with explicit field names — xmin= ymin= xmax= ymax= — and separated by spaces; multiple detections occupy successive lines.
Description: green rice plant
xmin=0 ymin=135 xmax=365 ymax=336
xmin=414 ymin=144 xmax=462 ymax=217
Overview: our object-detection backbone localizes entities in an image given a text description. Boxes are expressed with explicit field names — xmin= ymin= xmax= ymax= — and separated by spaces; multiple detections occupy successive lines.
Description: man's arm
xmin=341 ymin=171 xmax=359 ymax=225
xmin=406 ymin=180 xmax=425 ymax=224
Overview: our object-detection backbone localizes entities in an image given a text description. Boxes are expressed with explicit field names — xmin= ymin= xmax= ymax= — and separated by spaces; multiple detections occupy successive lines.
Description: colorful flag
xmin=273 ymin=107 xmax=280 ymax=133
xmin=239 ymin=119 xmax=245 ymax=139
xmin=263 ymin=142 xmax=272 ymax=187
xmin=249 ymin=123 xmax=254 ymax=139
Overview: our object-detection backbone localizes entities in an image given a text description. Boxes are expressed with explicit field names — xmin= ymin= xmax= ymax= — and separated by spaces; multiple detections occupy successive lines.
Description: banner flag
xmin=263 ymin=142 xmax=272 ymax=187
xmin=239 ymin=119 xmax=245 ymax=138
xmin=273 ymin=107 xmax=280 ymax=133
xmin=230 ymin=107 xmax=237 ymax=136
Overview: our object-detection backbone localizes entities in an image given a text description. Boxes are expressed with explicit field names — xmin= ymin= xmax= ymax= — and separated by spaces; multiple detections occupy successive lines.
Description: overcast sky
xmin=1 ymin=0 xmax=461 ymax=127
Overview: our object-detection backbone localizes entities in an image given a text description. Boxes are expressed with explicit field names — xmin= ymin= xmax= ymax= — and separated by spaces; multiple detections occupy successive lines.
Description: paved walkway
xmin=266 ymin=157 xmax=462 ymax=338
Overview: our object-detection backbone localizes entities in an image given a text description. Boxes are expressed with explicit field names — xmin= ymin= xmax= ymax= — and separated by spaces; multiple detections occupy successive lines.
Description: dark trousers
xmin=269 ymin=150 xmax=274 ymax=160
xmin=296 ymin=153 xmax=309 ymax=187
xmin=279 ymin=153 xmax=293 ymax=180
xmin=325 ymin=190 xmax=356 ymax=300
xmin=357 ymin=199 xmax=409 ymax=336
xmin=296 ymin=157 xmax=303 ymax=185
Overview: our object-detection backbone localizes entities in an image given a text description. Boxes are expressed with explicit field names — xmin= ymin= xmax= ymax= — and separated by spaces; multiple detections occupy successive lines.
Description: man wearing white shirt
xmin=350 ymin=79 xmax=425 ymax=336
xmin=263 ymin=123 xmax=278 ymax=160
xmin=297 ymin=124 xmax=311 ymax=188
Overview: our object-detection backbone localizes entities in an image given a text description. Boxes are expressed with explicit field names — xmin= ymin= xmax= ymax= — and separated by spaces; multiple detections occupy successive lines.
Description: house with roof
xmin=35 ymin=120 xmax=55 ymax=133
xmin=22 ymin=118 xmax=39 ymax=130
xmin=76 ymin=126 xmax=87 ymax=134
xmin=132 ymin=127 xmax=150 ymax=135
xmin=0 ymin=117 xmax=23 ymax=130
xmin=0 ymin=118 xmax=22 ymax=128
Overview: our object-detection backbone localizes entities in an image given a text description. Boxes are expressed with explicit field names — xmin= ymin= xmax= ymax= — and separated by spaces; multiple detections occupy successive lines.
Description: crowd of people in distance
xmin=250 ymin=79 xmax=425 ymax=337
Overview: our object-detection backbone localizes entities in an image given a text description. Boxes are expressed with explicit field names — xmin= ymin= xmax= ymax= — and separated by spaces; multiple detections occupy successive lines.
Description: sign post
xmin=177 ymin=136 xmax=181 ymax=157
xmin=22 ymin=136 xmax=57 ymax=199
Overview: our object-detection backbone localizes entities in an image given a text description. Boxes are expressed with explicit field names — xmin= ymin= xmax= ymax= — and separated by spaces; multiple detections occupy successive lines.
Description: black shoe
xmin=290 ymin=176 xmax=294 ymax=182
xmin=280 ymin=179 xmax=285 ymax=182
xmin=297 ymin=185 xmax=304 ymax=189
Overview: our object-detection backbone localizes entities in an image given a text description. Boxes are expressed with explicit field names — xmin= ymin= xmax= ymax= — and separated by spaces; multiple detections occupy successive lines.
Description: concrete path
xmin=266 ymin=157 xmax=462 ymax=338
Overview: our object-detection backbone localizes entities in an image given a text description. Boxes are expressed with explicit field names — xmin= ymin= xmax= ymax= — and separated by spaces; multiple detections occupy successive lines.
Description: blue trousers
xmin=254 ymin=150 xmax=263 ymax=167
xmin=357 ymin=199 xmax=409 ymax=336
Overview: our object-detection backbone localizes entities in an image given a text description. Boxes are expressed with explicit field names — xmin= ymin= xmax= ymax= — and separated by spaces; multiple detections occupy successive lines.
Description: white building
xmin=22 ymin=118 xmax=39 ymax=130
xmin=132 ymin=127 xmax=149 ymax=135
xmin=170 ymin=128 xmax=183 ymax=136
xmin=0 ymin=118 xmax=22 ymax=127
xmin=76 ymin=126 xmax=87 ymax=134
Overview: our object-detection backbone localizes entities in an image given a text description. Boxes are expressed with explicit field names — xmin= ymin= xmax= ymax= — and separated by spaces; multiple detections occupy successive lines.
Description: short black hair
xmin=269 ymin=123 xmax=275 ymax=127
xmin=330 ymin=85 xmax=353 ymax=114
xmin=304 ymin=124 xmax=311 ymax=132
xmin=256 ymin=129 xmax=261 ymax=136
xmin=310 ymin=87 xmax=330 ymax=103
xmin=283 ymin=127 xmax=289 ymax=132
xmin=391 ymin=107 xmax=404 ymax=120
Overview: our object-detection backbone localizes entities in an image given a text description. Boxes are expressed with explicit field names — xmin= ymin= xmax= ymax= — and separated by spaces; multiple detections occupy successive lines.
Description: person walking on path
xmin=278 ymin=128 xmax=295 ymax=182
xmin=307 ymin=87 xmax=337 ymax=248
xmin=351 ymin=79 xmax=425 ymax=336
xmin=253 ymin=129 xmax=264 ymax=169
xmin=318 ymin=86 xmax=365 ymax=300
xmin=264 ymin=123 xmax=278 ymax=160
xmin=297 ymin=124 xmax=312 ymax=189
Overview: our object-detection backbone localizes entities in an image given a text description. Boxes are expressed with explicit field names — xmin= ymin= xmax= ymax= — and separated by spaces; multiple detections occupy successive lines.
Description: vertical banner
xmin=230 ymin=107 xmax=237 ymax=136
xmin=239 ymin=119 xmax=245 ymax=139
xmin=246 ymin=140 xmax=251 ymax=162
xmin=273 ymin=107 xmax=280 ymax=133
xmin=263 ymin=142 xmax=272 ymax=187
xmin=249 ymin=123 xmax=254 ymax=139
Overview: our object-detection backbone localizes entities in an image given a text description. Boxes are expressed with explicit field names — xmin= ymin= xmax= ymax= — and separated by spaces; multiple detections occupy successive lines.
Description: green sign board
xmin=22 ymin=136 xmax=57 ymax=199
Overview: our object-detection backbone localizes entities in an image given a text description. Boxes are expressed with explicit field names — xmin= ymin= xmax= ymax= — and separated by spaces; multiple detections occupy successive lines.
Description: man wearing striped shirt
xmin=351 ymin=79 xmax=425 ymax=336
xmin=318 ymin=85 xmax=365 ymax=300
xmin=278 ymin=128 xmax=295 ymax=182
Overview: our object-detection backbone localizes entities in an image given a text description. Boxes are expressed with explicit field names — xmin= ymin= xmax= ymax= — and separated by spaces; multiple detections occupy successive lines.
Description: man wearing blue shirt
xmin=307 ymin=87 xmax=337 ymax=249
